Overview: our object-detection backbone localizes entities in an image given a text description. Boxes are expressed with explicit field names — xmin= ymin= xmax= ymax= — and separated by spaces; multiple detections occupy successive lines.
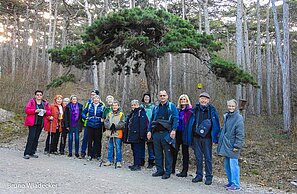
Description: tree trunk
xmin=256 ymin=0 xmax=262 ymax=116
xmin=11 ymin=10 xmax=17 ymax=81
xmin=92 ymin=60 xmax=99 ymax=90
xmin=282 ymin=0 xmax=291 ymax=132
xmin=47 ymin=0 xmax=52 ymax=84
xmin=100 ymin=61 xmax=106 ymax=95
xmin=265 ymin=1 xmax=272 ymax=116
xmin=235 ymin=0 xmax=243 ymax=101
xmin=203 ymin=0 xmax=210 ymax=34
xmin=144 ymin=57 xmax=159 ymax=102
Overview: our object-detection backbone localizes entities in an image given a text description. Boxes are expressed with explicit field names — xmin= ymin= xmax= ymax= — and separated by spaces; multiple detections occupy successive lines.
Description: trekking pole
xmin=48 ymin=120 xmax=53 ymax=156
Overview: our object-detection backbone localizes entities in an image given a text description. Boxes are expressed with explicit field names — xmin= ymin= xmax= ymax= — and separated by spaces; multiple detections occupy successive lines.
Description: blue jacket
xmin=217 ymin=110 xmax=244 ymax=159
xmin=127 ymin=107 xmax=148 ymax=143
xmin=82 ymin=102 xmax=105 ymax=128
xmin=148 ymin=101 xmax=178 ymax=132
xmin=184 ymin=103 xmax=220 ymax=145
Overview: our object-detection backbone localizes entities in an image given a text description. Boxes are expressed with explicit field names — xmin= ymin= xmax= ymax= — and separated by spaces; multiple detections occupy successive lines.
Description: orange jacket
xmin=45 ymin=103 xmax=65 ymax=133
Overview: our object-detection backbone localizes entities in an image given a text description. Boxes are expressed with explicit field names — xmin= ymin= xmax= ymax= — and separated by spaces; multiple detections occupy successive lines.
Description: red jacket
xmin=24 ymin=98 xmax=51 ymax=128
xmin=45 ymin=103 xmax=65 ymax=133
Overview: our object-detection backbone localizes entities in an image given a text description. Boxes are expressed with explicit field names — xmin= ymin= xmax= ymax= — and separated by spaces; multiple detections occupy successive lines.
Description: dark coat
xmin=64 ymin=103 xmax=83 ymax=131
xmin=127 ymin=107 xmax=148 ymax=143
xmin=217 ymin=110 xmax=244 ymax=159
xmin=82 ymin=102 xmax=105 ymax=128
xmin=184 ymin=103 xmax=220 ymax=145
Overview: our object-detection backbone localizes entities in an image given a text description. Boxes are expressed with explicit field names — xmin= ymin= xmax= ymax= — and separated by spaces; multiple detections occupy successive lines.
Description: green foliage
xmin=210 ymin=54 xmax=259 ymax=88
xmin=50 ymin=7 xmax=257 ymax=87
xmin=46 ymin=74 xmax=76 ymax=90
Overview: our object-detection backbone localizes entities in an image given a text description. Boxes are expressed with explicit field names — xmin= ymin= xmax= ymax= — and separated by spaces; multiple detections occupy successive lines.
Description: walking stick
xmin=48 ymin=120 xmax=53 ymax=156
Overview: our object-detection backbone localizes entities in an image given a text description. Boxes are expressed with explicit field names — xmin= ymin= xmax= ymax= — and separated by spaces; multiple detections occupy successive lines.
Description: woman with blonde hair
xmin=44 ymin=95 xmax=65 ymax=154
xmin=172 ymin=94 xmax=192 ymax=177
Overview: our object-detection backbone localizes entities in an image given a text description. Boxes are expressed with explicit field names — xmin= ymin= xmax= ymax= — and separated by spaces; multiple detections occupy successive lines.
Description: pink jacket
xmin=24 ymin=98 xmax=51 ymax=127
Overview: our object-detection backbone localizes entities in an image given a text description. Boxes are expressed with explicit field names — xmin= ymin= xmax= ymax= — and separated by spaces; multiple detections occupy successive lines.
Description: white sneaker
xmin=104 ymin=161 xmax=112 ymax=166
xmin=116 ymin=162 xmax=122 ymax=168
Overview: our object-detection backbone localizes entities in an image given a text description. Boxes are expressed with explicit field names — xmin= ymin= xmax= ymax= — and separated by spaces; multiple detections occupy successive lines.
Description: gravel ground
xmin=0 ymin=132 xmax=289 ymax=194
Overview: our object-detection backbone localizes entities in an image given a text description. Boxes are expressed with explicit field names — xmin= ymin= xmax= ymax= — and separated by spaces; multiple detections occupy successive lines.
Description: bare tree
xmin=265 ymin=1 xmax=272 ymax=116
xmin=256 ymin=0 xmax=262 ymax=115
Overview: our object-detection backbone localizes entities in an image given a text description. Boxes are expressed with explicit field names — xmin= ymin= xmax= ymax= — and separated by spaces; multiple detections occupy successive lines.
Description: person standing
xmin=147 ymin=90 xmax=178 ymax=179
xmin=140 ymin=93 xmax=155 ymax=168
xmin=23 ymin=90 xmax=51 ymax=159
xmin=64 ymin=95 xmax=83 ymax=158
xmin=217 ymin=99 xmax=244 ymax=191
xmin=186 ymin=92 xmax=220 ymax=185
xmin=59 ymin=97 xmax=70 ymax=155
xmin=104 ymin=100 xmax=125 ymax=168
xmin=44 ymin=95 xmax=65 ymax=154
xmin=81 ymin=90 xmax=99 ymax=159
xmin=172 ymin=94 xmax=192 ymax=177
xmin=127 ymin=100 xmax=148 ymax=171
xmin=82 ymin=95 xmax=105 ymax=161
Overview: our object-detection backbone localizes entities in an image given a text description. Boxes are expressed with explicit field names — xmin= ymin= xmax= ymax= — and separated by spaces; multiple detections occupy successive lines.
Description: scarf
xmin=70 ymin=103 xmax=79 ymax=128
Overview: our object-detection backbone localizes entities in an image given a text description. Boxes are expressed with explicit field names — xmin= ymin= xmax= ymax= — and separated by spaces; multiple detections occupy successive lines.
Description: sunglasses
xmin=159 ymin=95 xmax=166 ymax=97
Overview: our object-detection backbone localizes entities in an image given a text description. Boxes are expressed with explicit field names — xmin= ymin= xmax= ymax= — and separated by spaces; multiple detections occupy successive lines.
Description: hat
xmin=91 ymin=90 xmax=100 ymax=95
xmin=199 ymin=92 xmax=210 ymax=99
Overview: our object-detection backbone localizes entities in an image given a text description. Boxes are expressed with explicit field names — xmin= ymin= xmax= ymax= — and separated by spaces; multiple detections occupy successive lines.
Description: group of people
xmin=23 ymin=89 xmax=244 ymax=191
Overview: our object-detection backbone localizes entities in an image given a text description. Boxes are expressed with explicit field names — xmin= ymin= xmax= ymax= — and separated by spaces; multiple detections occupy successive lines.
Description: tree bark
xmin=144 ymin=57 xmax=159 ymax=102
xmin=256 ymin=0 xmax=262 ymax=116
xmin=235 ymin=0 xmax=243 ymax=101
xmin=265 ymin=1 xmax=272 ymax=116
xmin=203 ymin=0 xmax=210 ymax=34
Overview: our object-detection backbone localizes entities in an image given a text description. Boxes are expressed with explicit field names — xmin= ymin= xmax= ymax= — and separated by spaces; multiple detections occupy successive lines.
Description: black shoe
xmin=60 ymin=151 xmax=65 ymax=155
xmin=152 ymin=171 xmax=164 ymax=177
xmin=192 ymin=176 xmax=203 ymax=183
xmin=30 ymin=154 xmax=39 ymax=158
xmin=176 ymin=171 xmax=187 ymax=177
xmin=68 ymin=153 xmax=72 ymax=157
xmin=75 ymin=153 xmax=79 ymax=158
xmin=140 ymin=159 xmax=145 ymax=167
xmin=130 ymin=165 xmax=141 ymax=171
xmin=171 ymin=170 xmax=175 ymax=174
xmin=128 ymin=165 xmax=136 ymax=169
xmin=205 ymin=179 xmax=212 ymax=185
xmin=161 ymin=174 xmax=170 ymax=179
xmin=147 ymin=161 xmax=155 ymax=169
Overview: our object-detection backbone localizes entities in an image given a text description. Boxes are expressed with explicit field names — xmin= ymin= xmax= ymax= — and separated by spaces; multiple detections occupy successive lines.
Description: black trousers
xmin=45 ymin=131 xmax=60 ymax=153
xmin=87 ymin=126 xmax=102 ymax=158
xmin=24 ymin=125 xmax=43 ymax=156
xmin=59 ymin=127 xmax=68 ymax=153
xmin=172 ymin=131 xmax=189 ymax=173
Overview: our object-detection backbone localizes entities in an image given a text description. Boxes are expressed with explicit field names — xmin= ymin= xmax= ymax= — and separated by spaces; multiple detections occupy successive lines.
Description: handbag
xmin=195 ymin=119 xmax=212 ymax=137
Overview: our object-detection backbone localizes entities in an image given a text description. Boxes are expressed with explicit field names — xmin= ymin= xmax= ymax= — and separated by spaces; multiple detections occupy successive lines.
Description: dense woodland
xmin=0 ymin=0 xmax=296 ymax=133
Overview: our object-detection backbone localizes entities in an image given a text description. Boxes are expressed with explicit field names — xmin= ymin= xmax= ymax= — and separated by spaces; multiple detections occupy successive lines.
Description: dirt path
xmin=0 ymin=133 xmax=286 ymax=194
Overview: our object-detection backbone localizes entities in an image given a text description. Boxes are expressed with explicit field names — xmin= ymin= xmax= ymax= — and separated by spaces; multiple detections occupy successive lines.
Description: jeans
xmin=153 ymin=131 xmax=173 ymax=175
xmin=107 ymin=137 xmax=122 ymax=162
xmin=224 ymin=157 xmax=240 ymax=188
xmin=81 ymin=127 xmax=88 ymax=155
xmin=131 ymin=142 xmax=145 ymax=166
xmin=24 ymin=125 xmax=43 ymax=156
xmin=87 ymin=126 xmax=102 ymax=158
xmin=68 ymin=127 xmax=79 ymax=154
xmin=192 ymin=137 xmax=213 ymax=180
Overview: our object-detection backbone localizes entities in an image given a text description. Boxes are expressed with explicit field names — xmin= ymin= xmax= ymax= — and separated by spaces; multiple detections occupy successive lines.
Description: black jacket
xmin=127 ymin=107 xmax=148 ymax=143
xmin=64 ymin=103 xmax=83 ymax=131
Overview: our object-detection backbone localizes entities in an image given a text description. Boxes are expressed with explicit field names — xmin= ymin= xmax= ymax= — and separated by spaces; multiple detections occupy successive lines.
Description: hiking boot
xmin=86 ymin=156 xmax=92 ymax=161
xmin=176 ymin=171 xmax=187 ymax=177
xmin=68 ymin=153 xmax=72 ymax=157
xmin=192 ymin=176 xmax=203 ymax=183
xmin=60 ymin=151 xmax=65 ymax=155
xmin=104 ymin=161 xmax=112 ymax=166
xmin=97 ymin=156 xmax=102 ymax=161
xmin=30 ymin=154 xmax=38 ymax=158
xmin=130 ymin=165 xmax=141 ymax=171
xmin=140 ymin=159 xmax=145 ymax=167
xmin=152 ymin=171 xmax=164 ymax=177
xmin=205 ymin=179 xmax=212 ymax=185
xmin=23 ymin=155 xmax=30 ymax=159
xmin=128 ymin=165 xmax=136 ymax=169
xmin=116 ymin=162 xmax=122 ymax=168
xmin=75 ymin=153 xmax=79 ymax=158
xmin=147 ymin=162 xmax=155 ymax=169
xmin=224 ymin=183 xmax=233 ymax=188
xmin=161 ymin=174 xmax=170 ymax=179
xmin=81 ymin=153 xmax=86 ymax=159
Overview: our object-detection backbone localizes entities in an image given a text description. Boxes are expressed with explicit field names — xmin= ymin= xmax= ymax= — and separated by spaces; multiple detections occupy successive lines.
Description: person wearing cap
xmin=147 ymin=90 xmax=179 ymax=179
xmin=140 ymin=93 xmax=155 ymax=168
xmin=82 ymin=94 xmax=105 ymax=161
xmin=217 ymin=99 xmax=244 ymax=191
xmin=81 ymin=90 xmax=99 ymax=159
xmin=186 ymin=92 xmax=220 ymax=185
